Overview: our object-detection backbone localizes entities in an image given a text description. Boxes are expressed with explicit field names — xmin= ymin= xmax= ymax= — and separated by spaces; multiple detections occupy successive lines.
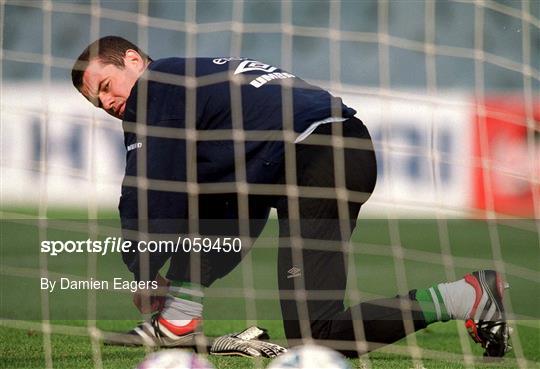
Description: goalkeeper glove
xmin=210 ymin=326 xmax=287 ymax=358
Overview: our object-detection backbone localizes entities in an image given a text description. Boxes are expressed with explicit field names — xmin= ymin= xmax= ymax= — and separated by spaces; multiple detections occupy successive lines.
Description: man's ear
xmin=124 ymin=49 xmax=145 ymax=72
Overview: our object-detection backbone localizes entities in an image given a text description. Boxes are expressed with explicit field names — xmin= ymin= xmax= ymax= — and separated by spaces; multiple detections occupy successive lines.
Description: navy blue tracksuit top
xmin=119 ymin=57 xmax=357 ymax=281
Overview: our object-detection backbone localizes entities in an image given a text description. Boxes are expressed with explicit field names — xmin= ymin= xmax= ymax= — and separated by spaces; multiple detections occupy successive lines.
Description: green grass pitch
xmin=1 ymin=209 xmax=538 ymax=368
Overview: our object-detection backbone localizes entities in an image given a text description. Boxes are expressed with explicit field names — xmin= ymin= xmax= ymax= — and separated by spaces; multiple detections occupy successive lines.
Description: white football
xmin=136 ymin=349 xmax=214 ymax=369
xmin=267 ymin=344 xmax=351 ymax=369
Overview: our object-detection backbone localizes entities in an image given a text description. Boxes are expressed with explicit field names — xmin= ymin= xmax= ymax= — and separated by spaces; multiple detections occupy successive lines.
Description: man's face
xmin=81 ymin=50 xmax=145 ymax=119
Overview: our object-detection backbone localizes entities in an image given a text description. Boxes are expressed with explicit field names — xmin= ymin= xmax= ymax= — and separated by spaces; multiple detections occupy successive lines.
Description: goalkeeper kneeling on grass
xmin=71 ymin=36 xmax=510 ymax=358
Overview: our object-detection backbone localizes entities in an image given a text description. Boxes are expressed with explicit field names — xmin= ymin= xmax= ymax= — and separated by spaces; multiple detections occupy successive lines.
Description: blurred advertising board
xmin=2 ymin=83 xmax=536 ymax=217
xmin=341 ymin=93 xmax=472 ymax=216
xmin=1 ymin=83 xmax=123 ymax=207
xmin=472 ymin=96 xmax=539 ymax=217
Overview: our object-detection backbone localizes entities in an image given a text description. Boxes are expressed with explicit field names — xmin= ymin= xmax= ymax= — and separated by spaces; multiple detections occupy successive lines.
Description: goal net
xmin=1 ymin=1 xmax=538 ymax=368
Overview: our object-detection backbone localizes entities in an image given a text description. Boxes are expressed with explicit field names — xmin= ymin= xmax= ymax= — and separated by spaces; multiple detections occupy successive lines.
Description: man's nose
xmin=100 ymin=94 xmax=114 ymax=110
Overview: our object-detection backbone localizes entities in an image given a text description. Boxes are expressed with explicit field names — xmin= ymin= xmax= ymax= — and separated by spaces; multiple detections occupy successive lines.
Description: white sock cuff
xmin=161 ymin=295 xmax=203 ymax=321
xmin=437 ymin=279 xmax=475 ymax=320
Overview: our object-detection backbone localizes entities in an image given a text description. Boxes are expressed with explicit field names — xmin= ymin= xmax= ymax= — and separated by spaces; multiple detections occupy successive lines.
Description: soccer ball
xmin=267 ymin=344 xmax=351 ymax=369
xmin=136 ymin=349 xmax=214 ymax=369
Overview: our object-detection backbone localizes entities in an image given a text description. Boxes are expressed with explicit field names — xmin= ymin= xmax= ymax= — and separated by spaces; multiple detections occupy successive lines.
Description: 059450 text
xmin=178 ymin=237 xmax=242 ymax=253
xmin=40 ymin=236 xmax=242 ymax=256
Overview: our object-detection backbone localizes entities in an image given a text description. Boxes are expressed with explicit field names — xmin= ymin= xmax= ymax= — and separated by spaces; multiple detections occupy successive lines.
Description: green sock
xmin=169 ymin=280 xmax=204 ymax=303
xmin=415 ymin=285 xmax=450 ymax=324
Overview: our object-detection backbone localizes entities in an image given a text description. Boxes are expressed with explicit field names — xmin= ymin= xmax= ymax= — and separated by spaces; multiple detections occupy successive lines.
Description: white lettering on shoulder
xmin=249 ymin=72 xmax=296 ymax=88
xmin=127 ymin=142 xmax=142 ymax=152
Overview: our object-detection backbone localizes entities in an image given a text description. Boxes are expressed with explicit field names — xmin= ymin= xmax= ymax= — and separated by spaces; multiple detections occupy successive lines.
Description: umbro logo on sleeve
xmin=287 ymin=266 xmax=302 ymax=279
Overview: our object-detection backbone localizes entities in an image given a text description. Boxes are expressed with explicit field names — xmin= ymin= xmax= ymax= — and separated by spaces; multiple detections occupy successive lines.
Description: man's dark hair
xmin=71 ymin=36 xmax=152 ymax=92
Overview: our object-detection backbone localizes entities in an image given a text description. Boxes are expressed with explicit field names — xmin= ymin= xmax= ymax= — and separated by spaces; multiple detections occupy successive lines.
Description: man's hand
xmin=132 ymin=273 xmax=170 ymax=313
xmin=210 ymin=326 xmax=287 ymax=358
